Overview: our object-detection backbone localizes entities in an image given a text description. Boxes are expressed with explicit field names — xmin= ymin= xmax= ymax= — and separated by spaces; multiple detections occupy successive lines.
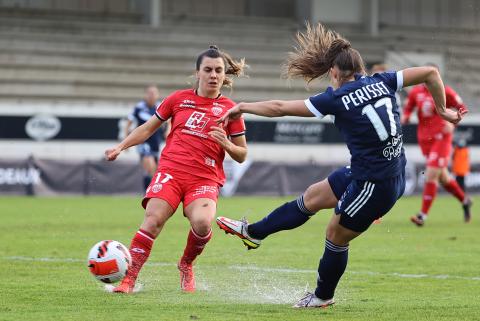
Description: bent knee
xmin=304 ymin=184 xmax=337 ymax=212
xmin=144 ymin=208 xmax=170 ymax=229
xmin=190 ymin=218 xmax=214 ymax=235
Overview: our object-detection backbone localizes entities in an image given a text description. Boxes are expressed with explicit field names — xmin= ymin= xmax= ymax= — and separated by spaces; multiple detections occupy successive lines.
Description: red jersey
xmin=155 ymin=89 xmax=246 ymax=185
xmin=403 ymin=85 xmax=467 ymax=141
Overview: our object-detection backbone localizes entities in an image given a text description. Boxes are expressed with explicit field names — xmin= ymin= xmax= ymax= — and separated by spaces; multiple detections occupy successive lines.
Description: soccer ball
xmin=87 ymin=240 xmax=131 ymax=284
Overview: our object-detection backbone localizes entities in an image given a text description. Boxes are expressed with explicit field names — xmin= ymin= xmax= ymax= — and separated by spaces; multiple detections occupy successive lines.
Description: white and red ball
xmin=87 ymin=240 xmax=131 ymax=283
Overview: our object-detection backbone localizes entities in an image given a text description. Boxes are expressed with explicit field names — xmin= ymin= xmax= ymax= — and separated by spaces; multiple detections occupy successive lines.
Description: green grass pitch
xmin=1 ymin=195 xmax=479 ymax=321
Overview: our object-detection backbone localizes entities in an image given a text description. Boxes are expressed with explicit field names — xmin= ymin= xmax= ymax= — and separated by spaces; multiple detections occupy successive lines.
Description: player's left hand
xmin=441 ymin=108 xmax=467 ymax=125
xmin=216 ymin=104 xmax=242 ymax=126
xmin=208 ymin=126 xmax=230 ymax=149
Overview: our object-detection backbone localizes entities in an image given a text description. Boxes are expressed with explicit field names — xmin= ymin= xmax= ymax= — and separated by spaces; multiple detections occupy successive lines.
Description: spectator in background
xmin=452 ymin=137 xmax=470 ymax=193
xmin=401 ymin=64 xmax=472 ymax=225
xmin=126 ymin=85 xmax=169 ymax=190
xmin=105 ymin=45 xmax=248 ymax=294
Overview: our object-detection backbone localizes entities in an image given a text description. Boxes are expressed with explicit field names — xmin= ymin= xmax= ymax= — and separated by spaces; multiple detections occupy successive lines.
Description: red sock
xmin=421 ymin=182 xmax=438 ymax=215
xmin=127 ymin=229 xmax=155 ymax=282
xmin=181 ymin=228 xmax=212 ymax=264
xmin=443 ymin=179 xmax=465 ymax=202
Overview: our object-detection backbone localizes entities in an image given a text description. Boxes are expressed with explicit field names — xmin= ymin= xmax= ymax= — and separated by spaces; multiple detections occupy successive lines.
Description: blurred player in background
xmin=216 ymin=23 xmax=465 ymax=308
xmin=452 ymin=136 xmax=470 ymax=192
xmin=401 ymin=64 xmax=472 ymax=226
xmin=105 ymin=45 xmax=248 ymax=293
xmin=126 ymin=85 xmax=169 ymax=190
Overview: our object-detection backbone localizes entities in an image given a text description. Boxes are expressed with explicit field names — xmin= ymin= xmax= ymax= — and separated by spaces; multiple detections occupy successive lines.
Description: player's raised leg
xmin=217 ymin=169 xmax=346 ymax=249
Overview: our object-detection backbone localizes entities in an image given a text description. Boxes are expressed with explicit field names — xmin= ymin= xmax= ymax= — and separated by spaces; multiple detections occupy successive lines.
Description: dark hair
xmin=195 ymin=45 xmax=247 ymax=88
xmin=284 ymin=22 xmax=365 ymax=85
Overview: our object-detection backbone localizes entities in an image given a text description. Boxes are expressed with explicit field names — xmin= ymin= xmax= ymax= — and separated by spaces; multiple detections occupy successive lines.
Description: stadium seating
xmin=0 ymin=15 xmax=320 ymax=116
xmin=0 ymin=13 xmax=478 ymax=115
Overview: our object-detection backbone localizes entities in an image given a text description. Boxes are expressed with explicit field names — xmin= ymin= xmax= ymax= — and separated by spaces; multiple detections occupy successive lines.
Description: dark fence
xmin=2 ymin=157 xmax=480 ymax=196
xmin=1 ymin=114 xmax=478 ymax=145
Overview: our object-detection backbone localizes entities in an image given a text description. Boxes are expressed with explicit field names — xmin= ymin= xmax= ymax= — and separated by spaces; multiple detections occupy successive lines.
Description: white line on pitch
xmin=3 ymin=256 xmax=480 ymax=281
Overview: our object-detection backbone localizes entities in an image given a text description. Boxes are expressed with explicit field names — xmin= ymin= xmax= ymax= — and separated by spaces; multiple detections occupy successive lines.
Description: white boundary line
xmin=4 ymin=256 xmax=480 ymax=281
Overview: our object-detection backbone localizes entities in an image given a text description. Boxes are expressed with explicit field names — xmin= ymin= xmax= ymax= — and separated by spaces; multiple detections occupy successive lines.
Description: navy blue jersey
xmin=305 ymin=71 xmax=406 ymax=181
xmin=128 ymin=100 xmax=164 ymax=153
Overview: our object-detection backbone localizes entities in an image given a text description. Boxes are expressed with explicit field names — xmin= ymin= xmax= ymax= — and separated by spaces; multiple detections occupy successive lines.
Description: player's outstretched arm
xmin=105 ymin=116 xmax=164 ymax=161
xmin=217 ymin=100 xmax=314 ymax=125
xmin=402 ymin=67 xmax=466 ymax=124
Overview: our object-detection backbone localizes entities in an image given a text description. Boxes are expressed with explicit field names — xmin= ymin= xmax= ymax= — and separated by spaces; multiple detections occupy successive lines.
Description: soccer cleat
xmin=293 ymin=292 xmax=335 ymax=308
xmin=177 ymin=260 xmax=195 ymax=292
xmin=216 ymin=216 xmax=261 ymax=250
xmin=112 ymin=277 xmax=135 ymax=293
xmin=462 ymin=198 xmax=472 ymax=223
xmin=410 ymin=213 xmax=425 ymax=227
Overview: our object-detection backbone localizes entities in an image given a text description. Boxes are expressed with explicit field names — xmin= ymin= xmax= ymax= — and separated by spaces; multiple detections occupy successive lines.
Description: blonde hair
xmin=284 ymin=22 xmax=365 ymax=85
xmin=196 ymin=45 xmax=247 ymax=88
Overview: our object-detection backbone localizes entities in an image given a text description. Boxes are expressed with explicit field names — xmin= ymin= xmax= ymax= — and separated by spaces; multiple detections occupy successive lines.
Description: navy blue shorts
xmin=328 ymin=166 xmax=405 ymax=233
xmin=137 ymin=143 xmax=159 ymax=160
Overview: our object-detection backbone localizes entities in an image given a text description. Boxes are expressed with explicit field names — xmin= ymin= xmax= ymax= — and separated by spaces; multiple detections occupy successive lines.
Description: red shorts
xmin=142 ymin=166 xmax=220 ymax=211
xmin=419 ymin=133 xmax=452 ymax=168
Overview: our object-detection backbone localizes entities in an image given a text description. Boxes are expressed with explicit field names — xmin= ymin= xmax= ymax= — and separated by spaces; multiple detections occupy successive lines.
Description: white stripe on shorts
xmin=348 ymin=183 xmax=375 ymax=217
xmin=344 ymin=182 xmax=374 ymax=217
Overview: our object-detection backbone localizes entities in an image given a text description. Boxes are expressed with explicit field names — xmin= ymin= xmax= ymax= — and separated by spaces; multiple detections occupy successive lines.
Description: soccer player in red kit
xmin=401 ymin=65 xmax=472 ymax=226
xmin=105 ymin=45 xmax=248 ymax=293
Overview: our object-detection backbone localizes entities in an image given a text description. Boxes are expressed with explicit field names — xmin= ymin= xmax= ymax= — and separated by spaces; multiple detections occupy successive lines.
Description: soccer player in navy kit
xmin=216 ymin=23 xmax=465 ymax=308
xmin=126 ymin=85 xmax=168 ymax=190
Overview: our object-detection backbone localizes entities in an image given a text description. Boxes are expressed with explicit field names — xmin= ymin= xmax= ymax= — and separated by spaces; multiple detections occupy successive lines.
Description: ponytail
xmin=284 ymin=22 xmax=365 ymax=84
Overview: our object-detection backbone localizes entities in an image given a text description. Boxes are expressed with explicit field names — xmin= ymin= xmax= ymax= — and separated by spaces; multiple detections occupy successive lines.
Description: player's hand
xmin=105 ymin=146 xmax=122 ymax=161
xmin=216 ymin=104 xmax=242 ymax=126
xmin=400 ymin=114 xmax=409 ymax=125
xmin=208 ymin=126 xmax=230 ymax=149
xmin=439 ymin=108 xmax=467 ymax=125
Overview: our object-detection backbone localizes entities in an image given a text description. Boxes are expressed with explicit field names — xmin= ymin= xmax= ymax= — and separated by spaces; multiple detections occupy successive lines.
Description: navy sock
xmin=143 ymin=175 xmax=152 ymax=190
xmin=314 ymin=239 xmax=349 ymax=300
xmin=247 ymin=195 xmax=315 ymax=240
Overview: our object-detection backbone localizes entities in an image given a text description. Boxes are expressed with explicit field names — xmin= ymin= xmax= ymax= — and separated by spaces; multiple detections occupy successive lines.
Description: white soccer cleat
xmin=216 ymin=216 xmax=261 ymax=250
xmin=293 ymin=292 xmax=335 ymax=308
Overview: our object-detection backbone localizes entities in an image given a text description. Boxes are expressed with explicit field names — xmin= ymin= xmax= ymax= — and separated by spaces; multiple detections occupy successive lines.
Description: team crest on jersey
xmin=212 ymin=106 xmax=223 ymax=116
xmin=151 ymin=183 xmax=163 ymax=193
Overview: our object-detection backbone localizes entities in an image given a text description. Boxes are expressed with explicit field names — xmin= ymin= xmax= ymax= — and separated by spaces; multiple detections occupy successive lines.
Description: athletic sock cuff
xmin=296 ymin=195 xmax=316 ymax=216
xmin=190 ymin=228 xmax=212 ymax=240
xmin=325 ymin=239 xmax=349 ymax=252
xmin=138 ymin=229 xmax=156 ymax=240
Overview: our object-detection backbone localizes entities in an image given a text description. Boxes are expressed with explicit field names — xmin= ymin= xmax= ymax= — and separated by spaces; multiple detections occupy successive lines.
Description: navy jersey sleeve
xmin=374 ymin=71 xmax=404 ymax=92
xmin=304 ymin=90 xmax=333 ymax=118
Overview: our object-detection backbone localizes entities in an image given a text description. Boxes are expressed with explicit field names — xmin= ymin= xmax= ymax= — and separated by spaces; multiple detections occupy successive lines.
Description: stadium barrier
xmin=1 ymin=157 xmax=480 ymax=196
xmin=2 ymin=114 xmax=480 ymax=145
